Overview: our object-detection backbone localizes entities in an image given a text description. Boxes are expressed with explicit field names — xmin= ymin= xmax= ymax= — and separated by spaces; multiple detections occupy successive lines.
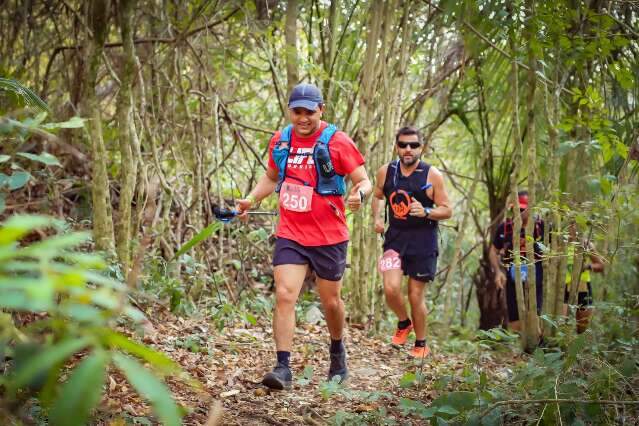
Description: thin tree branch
xmin=421 ymin=0 xmax=574 ymax=96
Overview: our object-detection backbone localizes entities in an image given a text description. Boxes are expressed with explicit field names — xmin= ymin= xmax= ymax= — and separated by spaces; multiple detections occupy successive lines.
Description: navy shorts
xmin=399 ymin=254 xmax=437 ymax=283
xmin=272 ymin=238 xmax=348 ymax=281
xmin=381 ymin=247 xmax=438 ymax=283
xmin=383 ymin=227 xmax=438 ymax=283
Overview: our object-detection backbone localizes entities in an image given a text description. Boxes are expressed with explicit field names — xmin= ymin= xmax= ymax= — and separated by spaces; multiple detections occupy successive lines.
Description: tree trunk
xmin=523 ymin=1 xmax=540 ymax=351
xmin=285 ymin=0 xmax=299 ymax=95
xmin=509 ymin=37 xmax=528 ymax=344
xmin=115 ymin=0 xmax=139 ymax=276
xmin=83 ymin=0 xmax=115 ymax=252
xmin=544 ymin=40 xmax=566 ymax=323
xmin=322 ymin=0 xmax=340 ymax=110
xmin=347 ymin=0 xmax=383 ymax=324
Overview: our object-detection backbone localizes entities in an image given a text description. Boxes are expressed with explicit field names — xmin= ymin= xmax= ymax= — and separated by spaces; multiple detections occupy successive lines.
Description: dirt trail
xmin=101 ymin=309 xmax=509 ymax=425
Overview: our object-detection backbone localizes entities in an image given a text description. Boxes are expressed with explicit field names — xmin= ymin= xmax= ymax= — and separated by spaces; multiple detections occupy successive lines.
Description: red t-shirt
xmin=267 ymin=121 xmax=365 ymax=246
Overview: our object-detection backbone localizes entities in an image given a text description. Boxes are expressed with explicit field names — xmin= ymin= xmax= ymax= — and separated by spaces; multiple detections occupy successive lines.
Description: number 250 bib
xmin=279 ymin=182 xmax=313 ymax=212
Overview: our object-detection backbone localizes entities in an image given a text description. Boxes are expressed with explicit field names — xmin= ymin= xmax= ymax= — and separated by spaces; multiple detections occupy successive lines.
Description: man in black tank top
xmin=372 ymin=126 xmax=452 ymax=358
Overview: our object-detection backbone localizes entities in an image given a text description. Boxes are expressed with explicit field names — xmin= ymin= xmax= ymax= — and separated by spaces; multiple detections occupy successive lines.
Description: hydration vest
xmin=381 ymin=160 xmax=438 ymax=256
xmin=565 ymin=243 xmax=591 ymax=287
xmin=383 ymin=160 xmax=436 ymax=228
xmin=503 ymin=217 xmax=544 ymax=261
xmin=272 ymin=124 xmax=346 ymax=195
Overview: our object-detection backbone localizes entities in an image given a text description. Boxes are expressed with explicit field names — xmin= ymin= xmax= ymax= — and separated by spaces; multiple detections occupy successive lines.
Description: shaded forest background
xmin=1 ymin=0 xmax=638 ymax=425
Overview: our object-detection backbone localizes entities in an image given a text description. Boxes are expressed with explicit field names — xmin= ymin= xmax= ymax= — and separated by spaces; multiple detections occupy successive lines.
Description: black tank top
xmin=382 ymin=160 xmax=438 ymax=256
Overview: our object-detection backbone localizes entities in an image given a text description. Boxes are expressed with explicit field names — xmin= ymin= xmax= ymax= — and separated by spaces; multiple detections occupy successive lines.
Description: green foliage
xmin=0 ymin=78 xmax=49 ymax=112
xmin=296 ymin=365 xmax=314 ymax=386
xmin=0 ymin=84 xmax=85 ymax=214
xmin=0 ymin=215 xmax=188 ymax=425
xmin=173 ymin=221 xmax=222 ymax=259
xmin=333 ymin=408 xmax=398 ymax=425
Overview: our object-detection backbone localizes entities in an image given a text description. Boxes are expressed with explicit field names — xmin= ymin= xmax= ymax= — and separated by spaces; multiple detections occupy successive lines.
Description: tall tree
xmin=83 ymin=0 xmax=114 ymax=252
xmin=285 ymin=0 xmax=299 ymax=94
xmin=115 ymin=0 xmax=139 ymax=275
xmin=522 ymin=0 xmax=540 ymax=351
xmin=347 ymin=0 xmax=384 ymax=323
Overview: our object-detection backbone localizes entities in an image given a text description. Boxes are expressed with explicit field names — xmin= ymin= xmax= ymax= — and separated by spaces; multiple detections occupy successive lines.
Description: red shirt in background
xmin=267 ymin=121 xmax=365 ymax=246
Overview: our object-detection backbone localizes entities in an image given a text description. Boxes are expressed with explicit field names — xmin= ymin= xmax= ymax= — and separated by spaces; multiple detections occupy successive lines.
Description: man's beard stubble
xmin=400 ymin=153 xmax=420 ymax=167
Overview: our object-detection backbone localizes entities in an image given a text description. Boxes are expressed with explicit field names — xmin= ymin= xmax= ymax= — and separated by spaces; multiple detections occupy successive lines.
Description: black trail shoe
xmin=328 ymin=349 xmax=348 ymax=383
xmin=262 ymin=362 xmax=292 ymax=390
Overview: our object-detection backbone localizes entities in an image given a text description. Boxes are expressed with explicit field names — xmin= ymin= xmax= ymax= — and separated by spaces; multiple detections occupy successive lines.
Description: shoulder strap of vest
xmin=420 ymin=161 xmax=432 ymax=189
xmin=274 ymin=125 xmax=293 ymax=192
xmin=391 ymin=159 xmax=400 ymax=188
xmin=385 ymin=160 xmax=400 ymax=224
xmin=317 ymin=124 xmax=338 ymax=145
xmin=278 ymin=125 xmax=293 ymax=144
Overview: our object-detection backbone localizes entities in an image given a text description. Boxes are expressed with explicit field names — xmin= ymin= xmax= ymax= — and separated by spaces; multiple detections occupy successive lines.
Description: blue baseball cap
xmin=288 ymin=83 xmax=323 ymax=111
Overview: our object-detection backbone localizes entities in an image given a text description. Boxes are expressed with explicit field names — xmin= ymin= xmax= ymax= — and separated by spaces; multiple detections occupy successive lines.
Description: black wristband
xmin=359 ymin=189 xmax=365 ymax=203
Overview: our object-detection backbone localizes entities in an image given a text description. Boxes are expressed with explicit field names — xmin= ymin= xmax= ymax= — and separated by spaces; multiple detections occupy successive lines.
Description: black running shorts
xmin=272 ymin=237 xmax=348 ymax=281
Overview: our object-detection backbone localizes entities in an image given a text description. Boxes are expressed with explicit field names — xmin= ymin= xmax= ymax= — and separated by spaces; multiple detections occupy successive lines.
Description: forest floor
xmin=97 ymin=304 xmax=520 ymax=425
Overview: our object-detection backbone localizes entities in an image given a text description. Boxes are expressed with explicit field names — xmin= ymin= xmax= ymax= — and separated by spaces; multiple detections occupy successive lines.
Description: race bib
xmin=379 ymin=249 xmax=401 ymax=272
xmin=279 ymin=182 xmax=313 ymax=212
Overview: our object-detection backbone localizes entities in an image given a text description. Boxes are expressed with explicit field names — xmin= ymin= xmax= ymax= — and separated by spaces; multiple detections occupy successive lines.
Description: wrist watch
xmin=359 ymin=189 xmax=365 ymax=203
xmin=424 ymin=207 xmax=432 ymax=218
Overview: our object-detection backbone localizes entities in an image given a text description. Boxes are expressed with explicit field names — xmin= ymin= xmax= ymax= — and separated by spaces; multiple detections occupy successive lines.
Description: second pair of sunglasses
xmin=397 ymin=141 xmax=422 ymax=149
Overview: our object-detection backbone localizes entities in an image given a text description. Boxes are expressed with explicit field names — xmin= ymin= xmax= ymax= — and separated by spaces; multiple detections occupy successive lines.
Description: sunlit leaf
xmin=41 ymin=116 xmax=85 ymax=129
xmin=10 ymin=337 xmax=92 ymax=390
xmin=0 ymin=215 xmax=61 ymax=245
xmin=173 ymin=221 xmax=222 ymax=259
xmin=113 ymin=353 xmax=182 ymax=426
xmin=17 ymin=152 xmax=61 ymax=166
xmin=7 ymin=171 xmax=31 ymax=190
xmin=102 ymin=330 xmax=181 ymax=374
xmin=49 ymin=350 xmax=109 ymax=426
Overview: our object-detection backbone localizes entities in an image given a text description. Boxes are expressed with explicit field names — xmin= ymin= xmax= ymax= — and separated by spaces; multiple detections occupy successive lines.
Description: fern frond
xmin=0 ymin=77 xmax=50 ymax=112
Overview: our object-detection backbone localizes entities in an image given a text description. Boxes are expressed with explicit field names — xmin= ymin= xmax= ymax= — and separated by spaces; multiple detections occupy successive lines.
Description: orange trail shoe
xmin=409 ymin=344 xmax=431 ymax=358
xmin=391 ymin=324 xmax=413 ymax=345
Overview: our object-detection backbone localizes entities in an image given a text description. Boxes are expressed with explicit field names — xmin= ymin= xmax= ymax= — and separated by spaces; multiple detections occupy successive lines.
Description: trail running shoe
xmin=261 ymin=362 xmax=292 ymax=390
xmin=328 ymin=349 xmax=348 ymax=383
xmin=391 ymin=324 xmax=413 ymax=345
xmin=408 ymin=344 xmax=431 ymax=359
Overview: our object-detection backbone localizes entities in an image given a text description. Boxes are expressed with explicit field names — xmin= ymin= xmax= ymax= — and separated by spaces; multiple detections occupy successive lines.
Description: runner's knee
xmin=321 ymin=296 xmax=342 ymax=312
xmin=407 ymin=282 xmax=425 ymax=302
xmin=408 ymin=291 xmax=424 ymax=307
xmin=275 ymin=284 xmax=299 ymax=306
xmin=384 ymin=282 xmax=402 ymax=299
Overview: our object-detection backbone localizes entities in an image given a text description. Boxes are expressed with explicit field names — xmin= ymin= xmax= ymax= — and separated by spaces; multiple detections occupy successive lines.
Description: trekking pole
xmin=173 ymin=207 xmax=277 ymax=259
xmin=213 ymin=206 xmax=277 ymax=222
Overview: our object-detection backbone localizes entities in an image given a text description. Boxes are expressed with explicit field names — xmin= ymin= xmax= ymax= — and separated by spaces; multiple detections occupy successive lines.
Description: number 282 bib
xmin=379 ymin=249 xmax=401 ymax=272
xmin=279 ymin=182 xmax=313 ymax=212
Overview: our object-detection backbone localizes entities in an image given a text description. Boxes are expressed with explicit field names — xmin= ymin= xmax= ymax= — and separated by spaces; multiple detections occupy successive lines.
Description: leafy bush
xmin=0 ymin=77 xmax=84 ymax=214
xmin=0 ymin=215 xmax=188 ymax=425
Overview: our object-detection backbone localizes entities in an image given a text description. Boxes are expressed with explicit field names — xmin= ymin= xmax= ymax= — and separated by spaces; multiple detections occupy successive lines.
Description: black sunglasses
xmin=397 ymin=141 xmax=422 ymax=149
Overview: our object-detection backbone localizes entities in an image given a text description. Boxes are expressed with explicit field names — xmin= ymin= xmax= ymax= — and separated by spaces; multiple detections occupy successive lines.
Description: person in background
xmin=489 ymin=191 xmax=544 ymax=332
xmin=563 ymin=223 xmax=605 ymax=333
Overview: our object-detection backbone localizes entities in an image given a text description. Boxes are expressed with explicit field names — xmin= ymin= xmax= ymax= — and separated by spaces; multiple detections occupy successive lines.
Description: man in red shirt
xmin=236 ymin=83 xmax=371 ymax=390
